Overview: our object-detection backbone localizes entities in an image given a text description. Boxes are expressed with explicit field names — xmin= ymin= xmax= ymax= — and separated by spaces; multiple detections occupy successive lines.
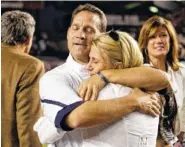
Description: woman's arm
xmin=78 ymin=66 xmax=169 ymax=101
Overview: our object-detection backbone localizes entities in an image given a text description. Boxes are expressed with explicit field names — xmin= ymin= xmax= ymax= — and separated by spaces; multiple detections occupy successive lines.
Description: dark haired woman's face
xmin=147 ymin=26 xmax=170 ymax=59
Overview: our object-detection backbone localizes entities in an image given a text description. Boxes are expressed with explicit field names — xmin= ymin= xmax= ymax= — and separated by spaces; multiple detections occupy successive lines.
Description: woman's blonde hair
xmin=91 ymin=31 xmax=143 ymax=69
xmin=138 ymin=15 xmax=179 ymax=71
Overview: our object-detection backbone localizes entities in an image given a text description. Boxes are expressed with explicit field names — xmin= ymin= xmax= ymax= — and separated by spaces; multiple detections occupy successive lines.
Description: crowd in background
xmin=30 ymin=29 xmax=185 ymax=71
xmin=3 ymin=1 xmax=185 ymax=71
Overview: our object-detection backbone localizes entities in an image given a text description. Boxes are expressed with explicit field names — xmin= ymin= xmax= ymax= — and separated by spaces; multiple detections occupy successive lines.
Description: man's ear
xmin=114 ymin=62 xmax=123 ymax=69
xmin=24 ymin=37 xmax=31 ymax=46
xmin=24 ymin=36 xmax=32 ymax=53
xmin=67 ymin=27 xmax=71 ymax=40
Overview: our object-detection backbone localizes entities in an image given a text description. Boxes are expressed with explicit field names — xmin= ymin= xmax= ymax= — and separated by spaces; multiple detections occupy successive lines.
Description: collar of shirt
xmin=66 ymin=54 xmax=90 ymax=79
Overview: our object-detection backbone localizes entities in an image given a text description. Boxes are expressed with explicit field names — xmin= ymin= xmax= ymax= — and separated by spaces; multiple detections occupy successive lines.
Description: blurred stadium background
xmin=2 ymin=1 xmax=185 ymax=71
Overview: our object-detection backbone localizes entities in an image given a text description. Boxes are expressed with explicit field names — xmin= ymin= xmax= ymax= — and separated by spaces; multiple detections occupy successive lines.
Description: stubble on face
xmin=67 ymin=11 xmax=102 ymax=65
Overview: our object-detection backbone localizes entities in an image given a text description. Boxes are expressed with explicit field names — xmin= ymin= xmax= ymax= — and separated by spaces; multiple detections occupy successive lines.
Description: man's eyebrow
xmin=84 ymin=25 xmax=95 ymax=30
xmin=71 ymin=23 xmax=78 ymax=26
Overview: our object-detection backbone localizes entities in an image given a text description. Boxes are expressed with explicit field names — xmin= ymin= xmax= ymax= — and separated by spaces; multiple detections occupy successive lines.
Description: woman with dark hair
xmin=138 ymin=15 xmax=185 ymax=147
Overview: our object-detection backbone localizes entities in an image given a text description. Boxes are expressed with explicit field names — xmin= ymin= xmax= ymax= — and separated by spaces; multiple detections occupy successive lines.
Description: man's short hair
xmin=1 ymin=10 xmax=35 ymax=45
xmin=71 ymin=3 xmax=107 ymax=32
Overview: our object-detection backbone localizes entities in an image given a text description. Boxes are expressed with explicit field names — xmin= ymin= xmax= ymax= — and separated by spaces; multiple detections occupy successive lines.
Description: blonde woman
xmin=138 ymin=16 xmax=185 ymax=147
xmin=82 ymin=30 xmax=159 ymax=147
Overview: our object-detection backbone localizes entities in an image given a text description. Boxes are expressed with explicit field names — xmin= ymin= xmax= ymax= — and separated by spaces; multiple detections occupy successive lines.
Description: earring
xmin=144 ymin=48 xmax=150 ymax=63
xmin=144 ymin=48 xmax=148 ymax=55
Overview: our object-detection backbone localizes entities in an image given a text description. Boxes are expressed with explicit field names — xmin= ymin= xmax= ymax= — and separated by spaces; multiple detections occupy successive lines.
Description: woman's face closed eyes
xmin=86 ymin=46 xmax=114 ymax=76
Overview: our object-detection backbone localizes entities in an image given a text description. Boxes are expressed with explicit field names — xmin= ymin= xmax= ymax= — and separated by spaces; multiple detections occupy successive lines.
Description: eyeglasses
xmin=108 ymin=30 xmax=123 ymax=62
xmin=108 ymin=30 xmax=119 ymax=41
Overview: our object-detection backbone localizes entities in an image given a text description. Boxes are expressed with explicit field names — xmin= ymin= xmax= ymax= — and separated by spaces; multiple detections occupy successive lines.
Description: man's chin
xmin=77 ymin=47 xmax=89 ymax=52
xmin=74 ymin=52 xmax=89 ymax=62
xmin=76 ymin=49 xmax=90 ymax=55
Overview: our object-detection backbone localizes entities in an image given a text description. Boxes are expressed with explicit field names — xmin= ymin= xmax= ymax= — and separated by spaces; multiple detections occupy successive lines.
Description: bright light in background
xmin=149 ymin=6 xmax=159 ymax=13
xmin=124 ymin=2 xmax=141 ymax=10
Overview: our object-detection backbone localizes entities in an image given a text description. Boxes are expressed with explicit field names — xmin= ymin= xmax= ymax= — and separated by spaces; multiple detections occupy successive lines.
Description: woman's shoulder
xmin=178 ymin=62 xmax=185 ymax=78
xmin=179 ymin=62 xmax=185 ymax=71
xmin=179 ymin=62 xmax=185 ymax=68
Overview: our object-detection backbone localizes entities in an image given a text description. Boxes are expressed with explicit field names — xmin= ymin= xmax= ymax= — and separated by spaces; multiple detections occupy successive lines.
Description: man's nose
xmin=76 ymin=30 xmax=86 ymax=40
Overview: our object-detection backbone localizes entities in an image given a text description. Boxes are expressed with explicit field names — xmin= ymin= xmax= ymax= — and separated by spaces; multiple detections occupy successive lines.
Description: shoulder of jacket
xmin=20 ymin=54 xmax=44 ymax=69
xmin=24 ymin=54 xmax=42 ymax=64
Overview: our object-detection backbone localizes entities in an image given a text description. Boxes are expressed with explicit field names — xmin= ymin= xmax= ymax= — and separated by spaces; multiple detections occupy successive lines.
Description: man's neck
xmin=72 ymin=56 xmax=88 ymax=65
xmin=2 ymin=43 xmax=27 ymax=53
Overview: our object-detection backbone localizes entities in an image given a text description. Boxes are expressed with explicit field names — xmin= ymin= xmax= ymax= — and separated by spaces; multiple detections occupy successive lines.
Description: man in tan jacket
xmin=1 ymin=10 xmax=44 ymax=147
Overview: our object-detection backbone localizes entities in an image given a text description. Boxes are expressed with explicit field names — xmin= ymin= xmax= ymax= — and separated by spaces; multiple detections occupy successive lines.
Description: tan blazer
xmin=1 ymin=44 xmax=44 ymax=147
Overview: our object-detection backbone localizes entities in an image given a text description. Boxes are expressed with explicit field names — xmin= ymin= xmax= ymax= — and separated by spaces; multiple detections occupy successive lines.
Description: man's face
xmin=67 ymin=11 xmax=101 ymax=64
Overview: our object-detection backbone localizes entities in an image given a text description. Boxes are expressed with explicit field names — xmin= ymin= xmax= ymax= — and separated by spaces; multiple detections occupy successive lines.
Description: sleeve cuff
xmin=55 ymin=101 xmax=84 ymax=131
xmin=158 ymin=88 xmax=167 ymax=95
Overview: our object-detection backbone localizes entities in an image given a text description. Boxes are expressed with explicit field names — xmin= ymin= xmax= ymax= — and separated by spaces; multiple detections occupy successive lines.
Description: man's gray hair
xmin=1 ymin=10 xmax=35 ymax=45
xmin=71 ymin=3 xmax=107 ymax=32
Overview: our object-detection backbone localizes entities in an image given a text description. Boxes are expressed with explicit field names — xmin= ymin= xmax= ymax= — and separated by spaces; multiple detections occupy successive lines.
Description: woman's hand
xmin=78 ymin=74 xmax=106 ymax=101
xmin=178 ymin=132 xmax=185 ymax=143
xmin=173 ymin=141 xmax=183 ymax=147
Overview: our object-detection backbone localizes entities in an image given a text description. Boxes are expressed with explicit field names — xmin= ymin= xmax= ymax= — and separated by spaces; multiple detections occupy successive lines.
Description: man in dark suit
xmin=1 ymin=10 xmax=44 ymax=147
